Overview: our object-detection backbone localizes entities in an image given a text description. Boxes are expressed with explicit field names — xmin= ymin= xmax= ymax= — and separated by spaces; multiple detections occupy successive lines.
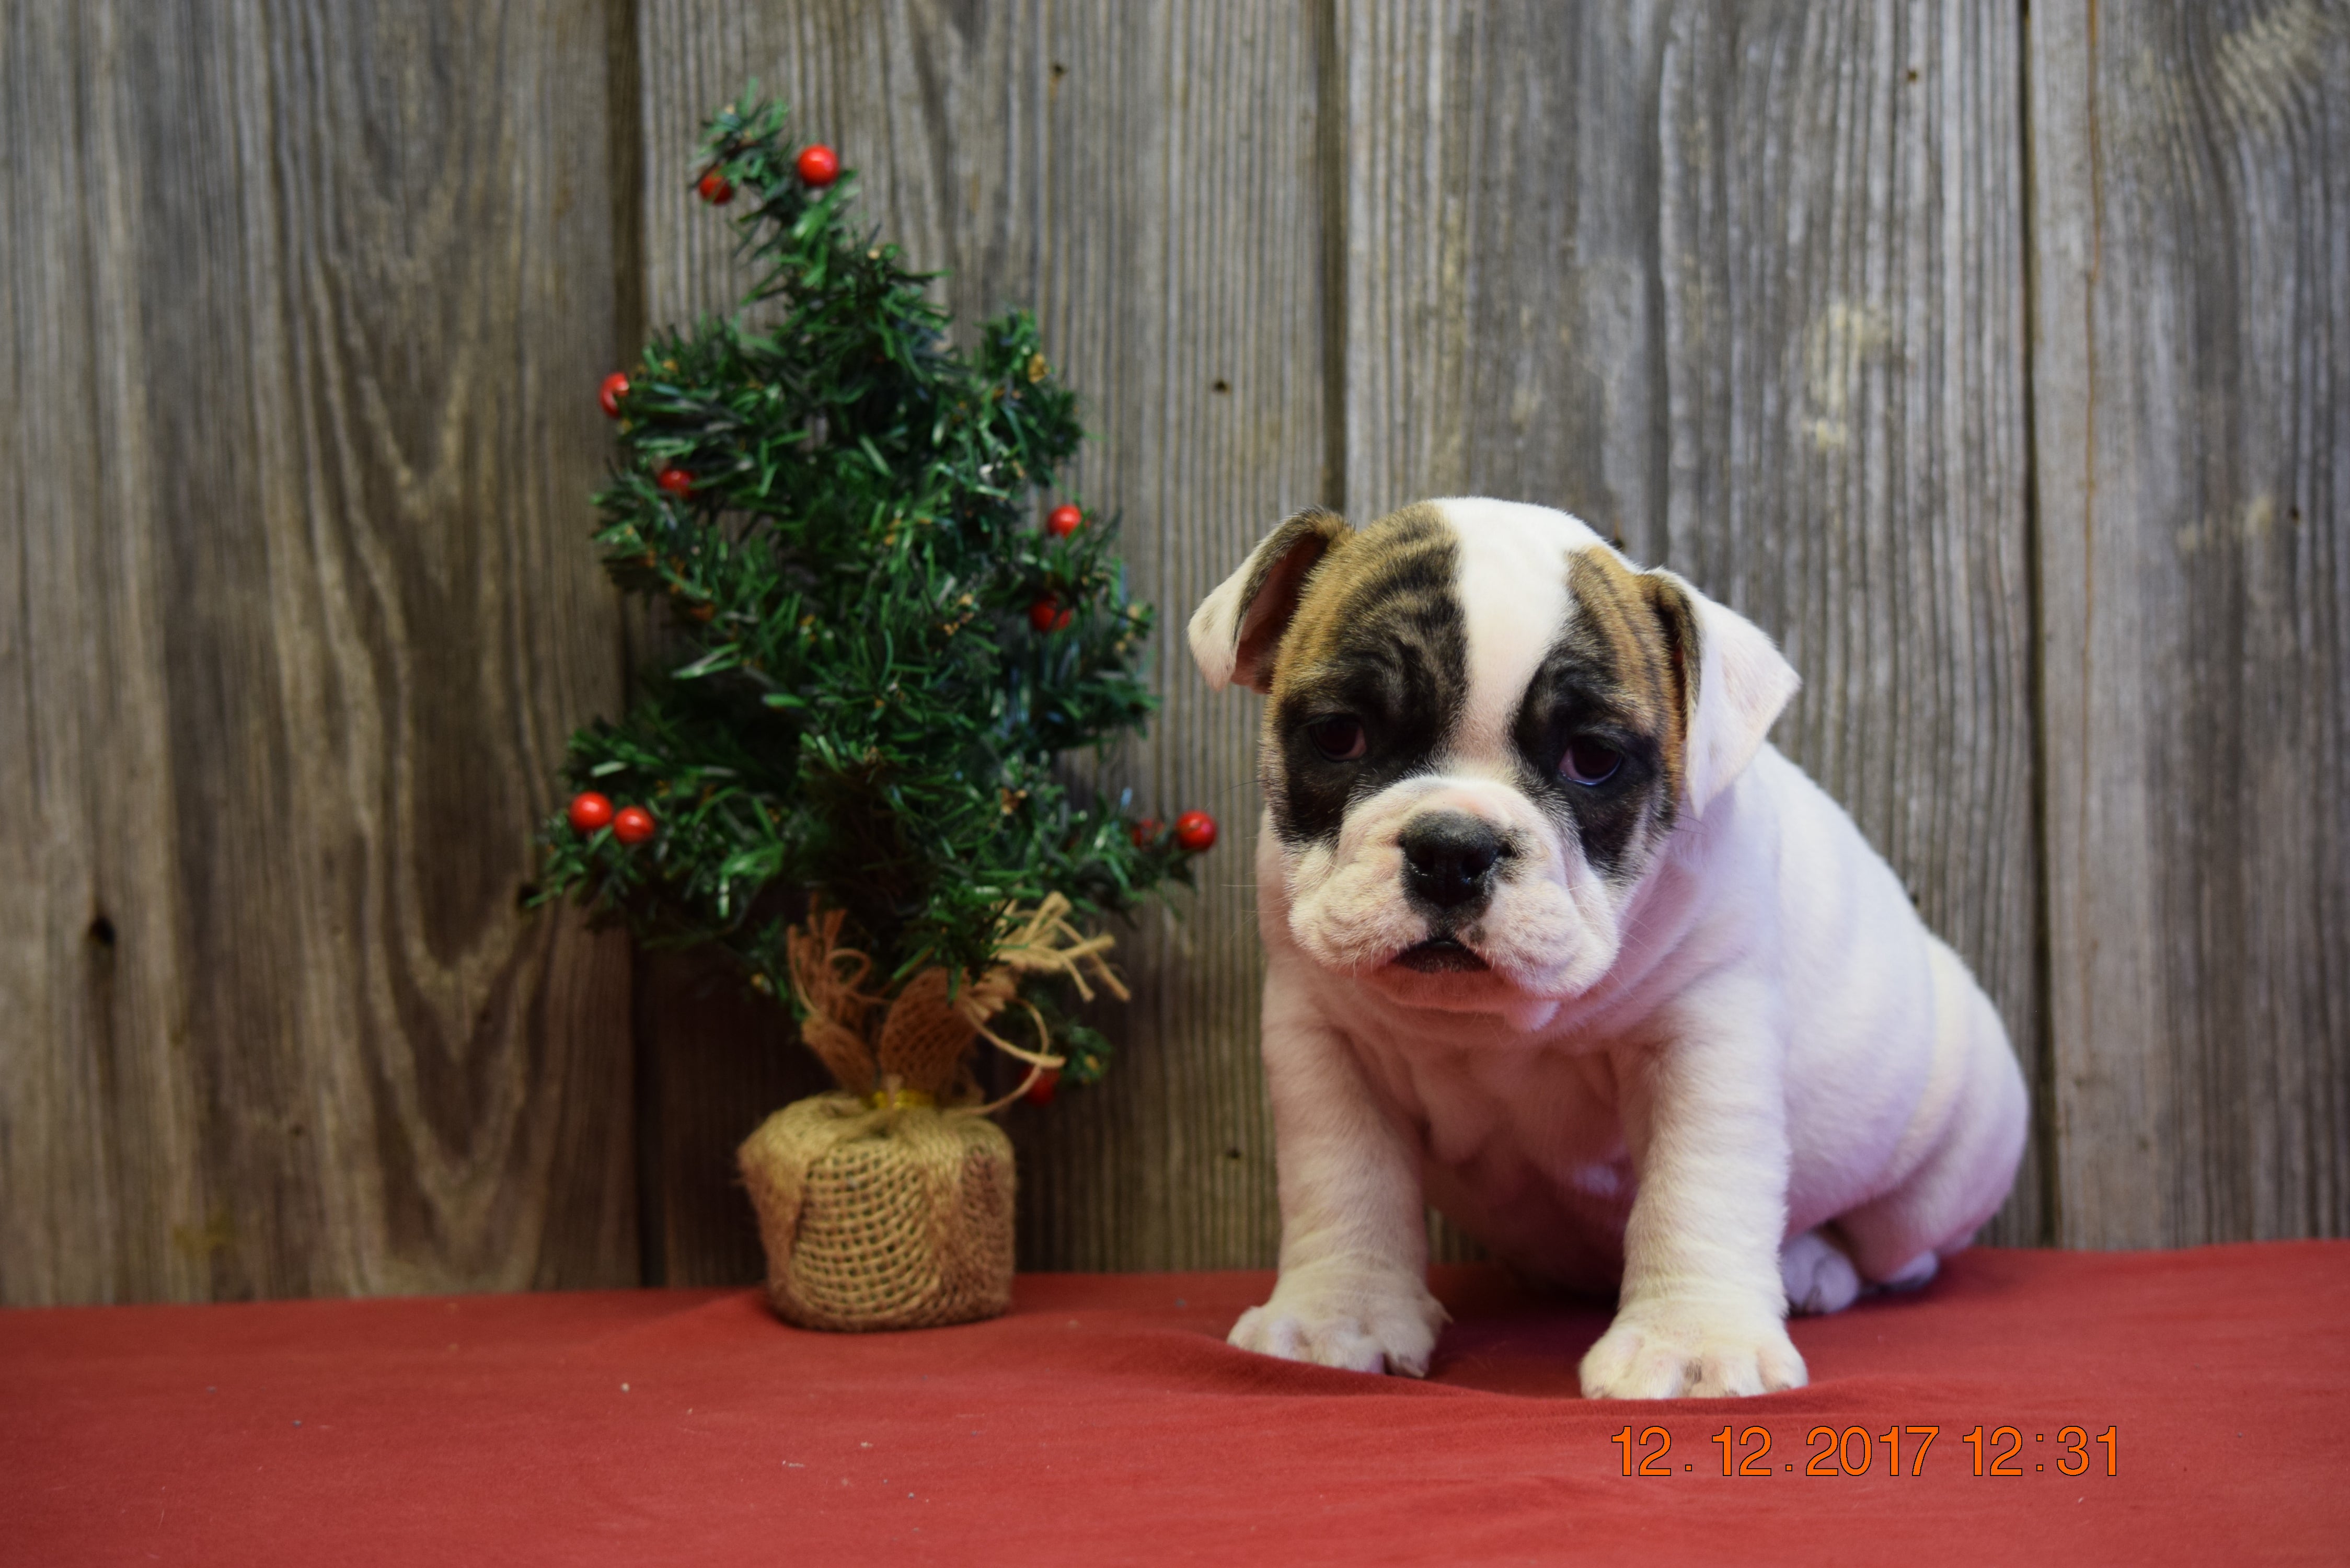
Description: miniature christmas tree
xmin=538 ymin=95 xmax=1214 ymax=1106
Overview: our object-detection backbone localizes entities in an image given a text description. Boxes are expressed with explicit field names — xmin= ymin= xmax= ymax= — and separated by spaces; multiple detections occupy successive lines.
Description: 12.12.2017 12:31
xmin=1612 ymin=1424 xmax=2119 ymax=1478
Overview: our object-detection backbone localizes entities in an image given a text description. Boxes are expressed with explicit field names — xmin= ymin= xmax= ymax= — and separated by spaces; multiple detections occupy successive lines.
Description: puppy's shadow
xmin=1423 ymin=1263 xmax=1615 ymax=1396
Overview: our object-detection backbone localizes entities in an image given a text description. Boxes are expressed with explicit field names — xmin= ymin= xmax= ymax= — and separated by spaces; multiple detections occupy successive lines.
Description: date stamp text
xmin=1610 ymin=1424 xmax=2119 ymax=1479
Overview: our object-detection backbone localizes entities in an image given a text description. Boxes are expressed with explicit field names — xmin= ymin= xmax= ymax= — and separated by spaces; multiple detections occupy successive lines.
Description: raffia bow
xmin=784 ymin=892 xmax=1127 ymax=1111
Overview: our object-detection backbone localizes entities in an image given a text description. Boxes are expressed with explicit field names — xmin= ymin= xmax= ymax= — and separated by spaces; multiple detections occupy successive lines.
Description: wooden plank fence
xmin=2 ymin=0 xmax=2341 ymax=1303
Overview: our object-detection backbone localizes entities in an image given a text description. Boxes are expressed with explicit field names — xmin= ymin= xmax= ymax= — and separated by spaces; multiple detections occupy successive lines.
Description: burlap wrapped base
xmin=738 ymin=1092 xmax=1015 ymax=1332
xmin=737 ymin=897 xmax=1115 ymax=1333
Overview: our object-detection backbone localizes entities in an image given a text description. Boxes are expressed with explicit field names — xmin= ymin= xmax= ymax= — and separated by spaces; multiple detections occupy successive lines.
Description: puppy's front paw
xmin=1579 ymin=1305 xmax=1806 ymax=1399
xmin=1227 ymin=1263 xmax=1447 ymax=1377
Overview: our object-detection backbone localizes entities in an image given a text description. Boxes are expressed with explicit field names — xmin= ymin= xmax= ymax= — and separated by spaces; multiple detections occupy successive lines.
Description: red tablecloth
xmin=5 ymin=1244 xmax=2344 ymax=1565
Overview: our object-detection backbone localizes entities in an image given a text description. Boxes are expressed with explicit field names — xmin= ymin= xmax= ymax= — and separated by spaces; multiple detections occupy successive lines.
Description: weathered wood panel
xmin=2030 ymin=0 xmax=2349 ymax=1247
xmin=0 ymin=0 xmax=202 ymax=1307
xmin=1339 ymin=1 xmax=2045 ymax=1252
xmin=635 ymin=0 xmax=1322 ymax=1279
xmin=11 ymin=0 xmax=2340 ymax=1309
xmin=0 ymin=1 xmax=636 ymax=1304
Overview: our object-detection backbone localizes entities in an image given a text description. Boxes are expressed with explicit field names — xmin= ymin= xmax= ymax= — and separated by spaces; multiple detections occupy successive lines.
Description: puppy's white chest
xmin=1322 ymin=986 xmax=1641 ymax=1287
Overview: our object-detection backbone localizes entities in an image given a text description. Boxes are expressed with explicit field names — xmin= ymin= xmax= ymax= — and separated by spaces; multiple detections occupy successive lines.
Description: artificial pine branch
xmin=536 ymin=94 xmax=1202 ymax=1086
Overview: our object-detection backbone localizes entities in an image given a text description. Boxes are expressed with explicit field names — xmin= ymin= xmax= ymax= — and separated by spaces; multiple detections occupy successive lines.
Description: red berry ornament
xmin=612 ymin=805 xmax=656 ymax=845
xmin=1128 ymin=817 xmax=1162 ymax=849
xmin=1046 ymin=503 xmax=1083 ymax=538
xmin=796 ymin=144 xmax=840 ymax=187
xmin=598 ymin=372 xmax=630 ymax=418
xmin=1024 ymin=1067 xmax=1061 ymax=1106
xmin=1029 ymin=596 xmax=1072 ymax=632
xmin=1173 ymin=810 xmax=1217 ymax=853
xmin=656 ymin=467 xmax=695 ymax=500
xmin=568 ymin=791 xmax=615 ymax=833
xmin=696 ymin=167 xmax=735 ymax=204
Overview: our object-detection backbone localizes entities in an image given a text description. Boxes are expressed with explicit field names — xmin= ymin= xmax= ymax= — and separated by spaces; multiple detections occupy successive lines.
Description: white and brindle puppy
xmin=1189 ymin=497 xmax=2029 ymax=1400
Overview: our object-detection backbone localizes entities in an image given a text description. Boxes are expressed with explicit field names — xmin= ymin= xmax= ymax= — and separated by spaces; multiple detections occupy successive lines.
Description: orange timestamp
xmin=1610 ymin=1423 xmax=2119 ymax=1478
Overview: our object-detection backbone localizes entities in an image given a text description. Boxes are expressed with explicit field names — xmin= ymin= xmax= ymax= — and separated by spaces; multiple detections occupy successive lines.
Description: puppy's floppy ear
xmin=1188 ymin=508 xmax=1352 ymax=693
xmin=1641 ymin=568 xmax=1800 ymax=817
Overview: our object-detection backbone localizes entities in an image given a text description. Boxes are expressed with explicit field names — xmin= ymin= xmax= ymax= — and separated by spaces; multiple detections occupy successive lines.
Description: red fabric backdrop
xmin=5 ymin=1243 xmax=2344 ymax=1565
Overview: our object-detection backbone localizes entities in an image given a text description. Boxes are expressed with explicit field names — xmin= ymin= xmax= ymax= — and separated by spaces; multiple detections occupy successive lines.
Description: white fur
xmin=1202 ymin=500 xmax=2030 ymax=1398
xmin=1445 ymin=498 xmax=1583 ymax=755
xmin=1188 ymin=580 xmax=1249 ymax=693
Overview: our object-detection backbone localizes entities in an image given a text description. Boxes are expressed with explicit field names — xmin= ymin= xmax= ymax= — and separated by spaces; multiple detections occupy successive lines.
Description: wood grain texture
xmin=1339 ymin=0 xmax=2045 ymax=1252
xmin=16 ymin=0 xmax=2340 ymax=1307
xmin=635 ymin=0 xmax=1322 ymax=1278
xmin=0 ymin=1 xmax=636 ymax=1304
xmin=2030 ymin=0 xmax=2349 ymax=1247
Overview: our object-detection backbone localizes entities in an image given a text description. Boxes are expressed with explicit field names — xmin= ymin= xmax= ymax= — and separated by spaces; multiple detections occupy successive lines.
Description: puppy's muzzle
xmin=1399 ymin=812 xmax=1505 ymax=916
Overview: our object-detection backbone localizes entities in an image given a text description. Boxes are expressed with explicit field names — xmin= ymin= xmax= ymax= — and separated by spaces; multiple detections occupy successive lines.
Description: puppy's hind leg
xmin=1837 ymin=948 xmax=2029 ymax=1285
xmin=1779 ymin=1227 xmax=1862 ymax=1316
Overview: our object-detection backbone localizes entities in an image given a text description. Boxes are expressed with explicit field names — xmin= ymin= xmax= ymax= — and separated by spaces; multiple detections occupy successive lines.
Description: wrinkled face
xmin=1190 ymin=498 xmax=1792 ymax=1021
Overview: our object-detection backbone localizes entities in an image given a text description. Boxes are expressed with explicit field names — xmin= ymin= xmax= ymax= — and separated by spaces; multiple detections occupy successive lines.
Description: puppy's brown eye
xmin=1561 ymin=737 xmax=1621 ymax=786
xmin=1307 ymin=716 xmax=1366 ymax=761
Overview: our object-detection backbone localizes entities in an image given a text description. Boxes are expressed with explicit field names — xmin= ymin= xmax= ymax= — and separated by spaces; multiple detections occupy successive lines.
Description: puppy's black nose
xmin=1399 ymin=813 xmax=1505 ymax=912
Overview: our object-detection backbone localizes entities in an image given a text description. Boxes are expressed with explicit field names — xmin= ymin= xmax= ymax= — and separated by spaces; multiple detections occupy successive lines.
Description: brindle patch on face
xmin=1507 ymin=547 xmax=1695 ymax=880
xmin=1265 ymin=504 xmax=1468 ymax=847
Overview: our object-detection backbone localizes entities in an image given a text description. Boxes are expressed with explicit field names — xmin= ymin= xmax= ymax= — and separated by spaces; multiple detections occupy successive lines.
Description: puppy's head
xmin=1190 ymin=498 xmax=1797 ymax=1020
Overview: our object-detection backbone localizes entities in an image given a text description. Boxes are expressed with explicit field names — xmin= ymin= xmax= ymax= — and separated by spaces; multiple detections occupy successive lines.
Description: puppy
xmin=1189 ymin=498 xmax=2028 ymax=1399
